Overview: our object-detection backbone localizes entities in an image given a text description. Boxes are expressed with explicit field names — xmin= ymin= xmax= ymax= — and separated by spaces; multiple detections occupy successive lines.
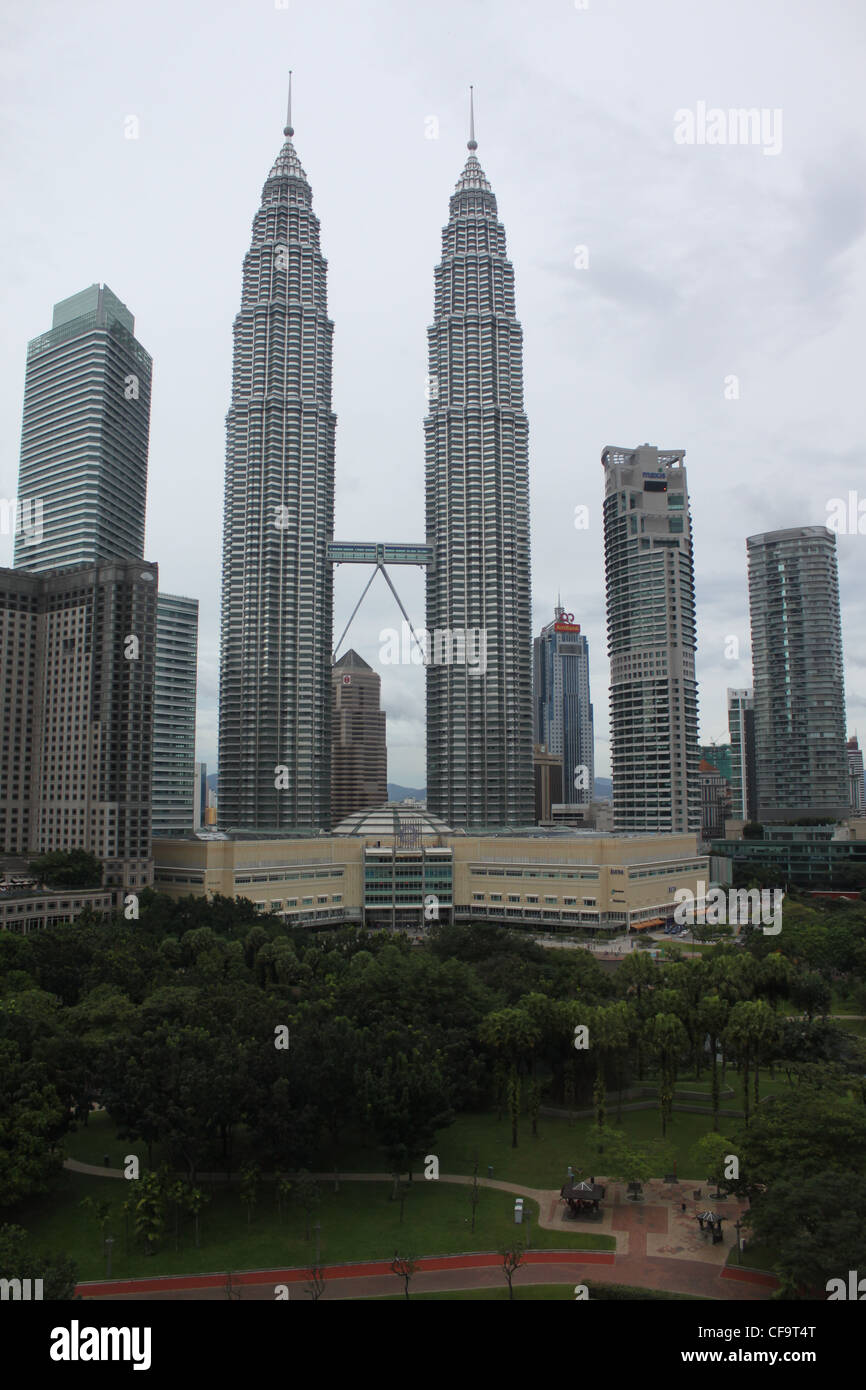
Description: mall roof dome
xmin=332 ymin=803 xmax=453 ymax=838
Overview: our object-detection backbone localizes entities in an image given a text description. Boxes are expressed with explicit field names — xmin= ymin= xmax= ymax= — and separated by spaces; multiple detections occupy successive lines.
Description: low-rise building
xmin=152 ymin=807 xmax=712 ymax=937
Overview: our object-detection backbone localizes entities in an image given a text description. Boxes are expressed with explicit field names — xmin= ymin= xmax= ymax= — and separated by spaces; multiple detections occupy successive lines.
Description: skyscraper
xmin=533 ymin=607 xmax=594 ymax=805
xmin=848 ymin=736 xmax=865 ymax=813
xmin=425 ymin=95 xmax=533 ymax=828
xmin=331 ymin=650 xmax=387 ymax=828
xmin=153 ymin=593 xmax=199 ymax=837
xmin=219 ymin=89 xmax=336 ymax=831
xmin=0 ymin=560 xmax=157 ymax=888
xmin=747 ymin=526 xmax=848 ymax=821
xmin=14 ymin=285 xmax=151 ymax=573
xmin=728 ymin=688 xmax=757 ymax=822
xmin=602 ymin=444 xmax=699 ymax=833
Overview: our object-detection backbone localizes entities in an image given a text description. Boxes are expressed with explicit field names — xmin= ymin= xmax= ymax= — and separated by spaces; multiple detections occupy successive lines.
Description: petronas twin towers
xmin=218 ymin=89 xmax=534 ymax=832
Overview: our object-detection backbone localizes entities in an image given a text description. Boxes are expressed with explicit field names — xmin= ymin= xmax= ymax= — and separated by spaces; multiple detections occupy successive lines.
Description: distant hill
xmin=594 ymin=777 xmax=612 ymax=801
xmin=388 ymin=783 xmax=426 ymax=802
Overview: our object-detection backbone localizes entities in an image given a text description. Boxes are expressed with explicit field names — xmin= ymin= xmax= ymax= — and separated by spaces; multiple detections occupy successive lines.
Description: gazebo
xmin=560 ymin=1180 xmax=605 ymax=1217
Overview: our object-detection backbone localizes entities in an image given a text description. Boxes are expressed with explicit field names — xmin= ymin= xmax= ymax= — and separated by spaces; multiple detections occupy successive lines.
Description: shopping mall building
xmin=152 ymin=805 xmax=717 ymax=938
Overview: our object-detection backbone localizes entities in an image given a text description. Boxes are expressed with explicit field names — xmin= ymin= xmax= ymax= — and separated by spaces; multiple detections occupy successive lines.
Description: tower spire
xmin=284 ymin=70 xmax=294 ymax=137
xmin=468 ymin=85 xmax=477 ymax=151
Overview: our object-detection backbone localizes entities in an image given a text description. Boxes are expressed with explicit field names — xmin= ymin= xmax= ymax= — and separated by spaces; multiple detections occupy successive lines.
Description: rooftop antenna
xmin=284 ymin=70 xmax=294 ymax=137
xmin=468 ymin=85 xmax=477 ymax=151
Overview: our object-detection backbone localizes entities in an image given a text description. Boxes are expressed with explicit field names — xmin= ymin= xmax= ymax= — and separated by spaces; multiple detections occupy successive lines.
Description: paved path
xmin=77 ymin=1249 xmax=773 ymax=1302
xmin=67 ymin=1161 xmax=774 ymax=1301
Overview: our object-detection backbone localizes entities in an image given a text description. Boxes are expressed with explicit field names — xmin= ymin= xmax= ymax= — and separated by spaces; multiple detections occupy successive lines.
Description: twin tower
xmin=218 ymin=90 xmax=534 ymax=832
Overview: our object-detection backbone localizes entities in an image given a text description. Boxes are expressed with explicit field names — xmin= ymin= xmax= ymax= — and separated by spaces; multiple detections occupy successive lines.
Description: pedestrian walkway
xmin=66 ymin=1161 xmax=774 ymax=1300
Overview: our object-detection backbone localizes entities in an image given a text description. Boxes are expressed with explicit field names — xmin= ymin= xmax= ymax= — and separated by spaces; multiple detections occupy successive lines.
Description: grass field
xmin=18 ymin=1173 xmax=614 ymax=1283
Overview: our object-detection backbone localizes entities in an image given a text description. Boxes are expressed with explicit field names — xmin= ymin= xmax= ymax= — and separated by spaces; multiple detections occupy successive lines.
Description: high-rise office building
xmin=848 ymin=737 xmax=865 ymax=813
xmin=747 ymin=526 xmax=848 ymax=821
xmin=728 ymin=688 xmax=757 ymax=822
xmin=219 ymin=95 xmax=335 ymax=831
xmin=193 ymin=762 xmax=208 ymax=830
xmin=13 ymin=285 xmax=151 ymax=574
xmin=425 ymin=99 xmax=533 ymax=828
xmin=153 ymin=593 xmax=199 ymax=838
xmin=699 ymin=759 xmax=728 ymax=841
xmin=0 ymin=561 xmax=157 ymax=887
xmin=602 ymin=443 xmax=699 ymax=833
xmin=331 ymin=650 xmax=387 ymax=828
xmin=698 ymin=742 xmax=732 ymax=784
xmin=533 ymin=607 xmax=594 ymax=806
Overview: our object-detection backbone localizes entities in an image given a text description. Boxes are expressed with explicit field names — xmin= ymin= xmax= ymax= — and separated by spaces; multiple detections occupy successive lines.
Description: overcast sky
xmin=2 ymin=0 xmax=864 ymax=788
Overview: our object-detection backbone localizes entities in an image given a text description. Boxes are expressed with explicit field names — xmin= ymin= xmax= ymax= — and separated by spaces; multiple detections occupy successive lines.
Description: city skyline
xmin=1 ymin=0 xmax=864 ymax=787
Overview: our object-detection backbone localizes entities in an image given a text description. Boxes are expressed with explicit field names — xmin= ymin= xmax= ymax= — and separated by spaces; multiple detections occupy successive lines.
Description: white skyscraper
xmin=602 ymin=444 xmax=699 ymax=833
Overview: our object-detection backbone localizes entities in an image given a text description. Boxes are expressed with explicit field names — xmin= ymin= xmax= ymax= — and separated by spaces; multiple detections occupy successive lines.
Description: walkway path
xmin=67 ymin=1160 xmax=774 ymax=1301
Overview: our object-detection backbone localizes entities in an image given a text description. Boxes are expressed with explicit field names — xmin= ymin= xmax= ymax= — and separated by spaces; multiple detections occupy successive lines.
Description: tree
xmin=0 ymin=1225 xmax=78 ymax=1300
xmin=79 ymin=1196 xmax=112 ymax=1259
xmin=500 ymin=1246 xmax=524 ymax=1300
xmin=28 ymin=848 xmax=103 ymax=889
xmin=134 ymin=1170 xmax=166 ymax=1256
xmin=690 ymin=1132 xmax=735 ymax=1192
xmin=700 ymin=994 xmax=730 ymax=1130
xmin=304 ymin=1267 xmax=327 ymax=1301
xmin=391 ymin=1252 xmax=417 ymax=1301
xmin=183 ymin=1184 xmax=209 ymax=1250
xmin=293 ymin=1170 xmax=320 ymax=1240
xmin=747 ymin=1171 xmax=866 ymax=1298
xmin=507 ymin=1065 xmax=521 ymax=1149
xmin=239 ymin=1162 xmax=260 ymax=1226
xmin=0 ymin=1040 xmax=66 ymax=1205
xmin=470 ymin=1163 xmax=481 ymax=1233
xmin=646 ymin=1014 xmax=687 ymax=1136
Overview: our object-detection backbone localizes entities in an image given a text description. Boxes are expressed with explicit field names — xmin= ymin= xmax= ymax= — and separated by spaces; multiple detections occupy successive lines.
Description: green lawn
xmin=725 ymin=1241 xmax=777 ymax=1273
xmin=17 ymin=1173 xmax=612 ymax=1284
xmin=424 ymin=1108 xmax=728 ymax=1187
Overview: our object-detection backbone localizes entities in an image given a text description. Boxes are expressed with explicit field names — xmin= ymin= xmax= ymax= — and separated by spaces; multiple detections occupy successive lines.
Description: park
xmin=2 ymin=887 xmax=866 ymax=1299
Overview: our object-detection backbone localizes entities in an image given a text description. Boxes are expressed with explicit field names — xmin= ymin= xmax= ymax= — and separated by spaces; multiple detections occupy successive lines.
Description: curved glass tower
xmin=424 ymin=98 xmax=534 ymax=829
xmin=219 ymin=94 xmax=336 ymax=830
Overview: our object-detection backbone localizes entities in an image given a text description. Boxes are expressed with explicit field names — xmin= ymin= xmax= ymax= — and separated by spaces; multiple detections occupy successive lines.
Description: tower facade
xmin=747 ymin=526 xmax=848 ymax=821
xmin=0 ymin=560 xmax=157 ymax=887
xmin=13 ymin=285 xmax=151 ymax=574
xmin=602 ymin=444 xmax=700 ymax=833
xmin=848 ymin=736 xmax=865 ymax=813
xmin=218 ymin=100 xmax=336 ymax=831
xmin=533 ymin=607 xmax=594 ymax=805
xmin=424 ymin=104 xmax=533 ymax=828
xmin=728 ymin=687 xmax=757 ymax=822
xmin=153 ymin=593 xmax=199 ymax=837
xmin=331 ymin=650 xmax=387 ymax=828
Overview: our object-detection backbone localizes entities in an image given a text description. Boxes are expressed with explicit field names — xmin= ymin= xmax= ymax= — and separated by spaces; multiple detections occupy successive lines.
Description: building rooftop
xmin=332 ymin=803 xmax=452 ymax=837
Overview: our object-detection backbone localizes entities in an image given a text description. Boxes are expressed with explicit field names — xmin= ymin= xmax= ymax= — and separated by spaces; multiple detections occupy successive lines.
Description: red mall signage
xmin=554 ymin=612 xmax=580 ymax=633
